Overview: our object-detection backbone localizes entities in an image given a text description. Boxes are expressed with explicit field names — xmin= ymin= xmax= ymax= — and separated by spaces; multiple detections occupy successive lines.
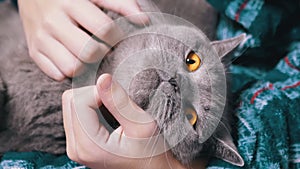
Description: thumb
xmin=91 ymin=0 xmax=149 ymax=24
xmin=96 ymin=74 xmax=157 ymax=138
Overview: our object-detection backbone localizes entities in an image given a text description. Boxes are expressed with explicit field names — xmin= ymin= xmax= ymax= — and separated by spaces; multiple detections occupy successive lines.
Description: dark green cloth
xmin=209 ymin=0 xmax=300 ymax=68
xmin=207 ymin=44 xmax=300 ymax=168
xmin=0 ymin=152 xmax=87 ymax=169
xmin=206 ymin=0 xmax=300 ymax=168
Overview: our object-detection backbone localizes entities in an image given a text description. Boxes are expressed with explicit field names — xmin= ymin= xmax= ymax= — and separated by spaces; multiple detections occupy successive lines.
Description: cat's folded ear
xmin=210 ymin=34 xmax=246 ymax=59
xmin=210 ymin=126 xmax=244 ymax=167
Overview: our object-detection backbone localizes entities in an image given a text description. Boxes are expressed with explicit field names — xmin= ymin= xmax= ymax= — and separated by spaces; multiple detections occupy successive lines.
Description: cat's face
xmin=126 ymin=33 xmax=217 ymax=164
xmin=98 ymin=24 xmax=232 ymax=163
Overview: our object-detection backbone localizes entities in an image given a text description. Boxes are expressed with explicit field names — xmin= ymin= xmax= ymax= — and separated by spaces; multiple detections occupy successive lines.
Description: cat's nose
xmin=168 ymin=77 xmax=180 ymax=92
xmin=168 ymin=78 xmax=178 ymax=87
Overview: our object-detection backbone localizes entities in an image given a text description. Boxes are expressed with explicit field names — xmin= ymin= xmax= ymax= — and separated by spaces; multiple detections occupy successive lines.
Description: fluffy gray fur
xmin=0 ymin=0 xmax=244 ymax=167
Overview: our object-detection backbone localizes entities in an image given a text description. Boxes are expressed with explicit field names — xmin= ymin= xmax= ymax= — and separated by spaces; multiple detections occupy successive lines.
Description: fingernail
xmin=97 ymin=74 xmax=112 ymax=91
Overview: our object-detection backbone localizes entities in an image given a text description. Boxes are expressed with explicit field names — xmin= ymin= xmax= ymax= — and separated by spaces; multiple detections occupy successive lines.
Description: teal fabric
xmin=207 ymin=45 xmax=300 ymax=168
xmin=0 ymin=152 xmax=87 ymax=169
xmin=206 ymin=0 xmax=300 ymax=168
xmin=209 ymin=0 xmax=300 ymax=69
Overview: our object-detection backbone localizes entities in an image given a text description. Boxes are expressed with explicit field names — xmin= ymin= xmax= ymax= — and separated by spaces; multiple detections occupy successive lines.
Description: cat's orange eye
xmin=185 ymin=108 xmax=197 ymax=126
xmin=186 ymin=51 xmax=201 ymax=72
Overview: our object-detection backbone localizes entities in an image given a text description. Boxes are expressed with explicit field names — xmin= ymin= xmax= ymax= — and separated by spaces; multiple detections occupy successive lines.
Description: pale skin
xmin=18 ymin=0 xmax=149 ymax=81
xmin=62 ymin=74 xmax=190 ymax=169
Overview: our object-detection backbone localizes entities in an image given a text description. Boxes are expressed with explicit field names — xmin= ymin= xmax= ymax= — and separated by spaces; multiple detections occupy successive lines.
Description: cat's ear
xmin=211 ymin=128 xmax=244 ymax=167
xmin=210 ymin=34 xmax=246 ymax=59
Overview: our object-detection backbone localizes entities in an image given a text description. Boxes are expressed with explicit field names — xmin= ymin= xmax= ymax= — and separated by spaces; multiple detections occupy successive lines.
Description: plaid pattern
xmin=209 ymin=0 xmax=300 ymax=66
xmin=206 ymin=46 xmax=300 ymax=169
xmin=207 ymin=1 xmax=300 ymax=167
xmin=225 ymin=0 xmax=264 ymax=29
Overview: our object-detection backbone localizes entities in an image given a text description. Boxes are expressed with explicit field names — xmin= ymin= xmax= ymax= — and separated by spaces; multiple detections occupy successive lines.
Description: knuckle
xmin=32 ymin=30 xmax=45 ymax=45
xmin=52 ymin=73 xmax=65 ymax=81
xmin=61 ymin=64 xmax=75 ymax=77
xmin=36 ymin=29 xmax=44 ymax=39
xmin=42 ymin=16 xmax=55 ymax=31
xmin=61 ymin=60 xmax=84 ymax=77
xmin=62 ymin=89 xmax=73 ymax=103
xmin=60 ymin=59 xmax=85 ymax=77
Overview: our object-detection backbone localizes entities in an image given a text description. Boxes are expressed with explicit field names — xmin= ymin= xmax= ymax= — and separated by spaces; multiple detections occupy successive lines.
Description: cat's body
xmin=0 ymin=1 xmax=70 ymax=154
xmin=0 ymin=0 xmax=244 ymax=166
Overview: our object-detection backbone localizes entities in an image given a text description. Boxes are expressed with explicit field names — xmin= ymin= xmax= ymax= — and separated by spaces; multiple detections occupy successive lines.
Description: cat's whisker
xmin=223 ymin=56 xmax=241 ymax=68
xmin=203 ymin=112 xmax=232 ymax=135
xmin=140 ymin=127 xmax=166 ymax=169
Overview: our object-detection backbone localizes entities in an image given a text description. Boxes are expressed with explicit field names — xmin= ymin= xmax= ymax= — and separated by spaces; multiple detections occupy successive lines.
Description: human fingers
xmin=37 ymin=33 xmax=86 ymax=77
xmin=91 ymin=0 xmax=149 ymax=24
xmin=96 ymin=74 xmax=157 ymax=138
xmin=62 ymin=78 xmax=185 ymax=169
xmin=30 ymin=52 xmax=65 ymax=81
xmin=45 ymin=13 xmax=110 ymax=64
xmin=62 ymin=89 xmax=78 ymax=162
xmin=62 ymin=87 xmax=111 ymax=165
xmin=65 ymin=0 xmax=124 ymax=47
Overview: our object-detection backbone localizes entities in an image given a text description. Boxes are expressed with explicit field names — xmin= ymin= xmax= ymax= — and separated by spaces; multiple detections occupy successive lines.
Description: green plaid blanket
xmin=206 ymin=0 xmax=300 ymax=168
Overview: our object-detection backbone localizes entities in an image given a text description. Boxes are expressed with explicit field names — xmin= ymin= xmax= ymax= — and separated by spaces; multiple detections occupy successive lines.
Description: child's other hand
xmin=62 ymin=74 xmax=187 ymax=169
xmin=18 ymin=0 xmax=149 ymax=81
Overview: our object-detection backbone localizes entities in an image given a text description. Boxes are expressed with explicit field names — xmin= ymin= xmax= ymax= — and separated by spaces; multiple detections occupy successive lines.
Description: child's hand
xmin=62 ymin=74 xmax=187 ymax=169
xmin=18 ymin=0 xmax=148 ymax=81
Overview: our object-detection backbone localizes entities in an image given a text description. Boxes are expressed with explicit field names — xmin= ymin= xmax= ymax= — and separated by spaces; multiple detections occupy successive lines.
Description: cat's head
xmin=93 ymin=0 xmax=245 ymax=166
xmin=97 ymin=24 xmax=245 ymax=166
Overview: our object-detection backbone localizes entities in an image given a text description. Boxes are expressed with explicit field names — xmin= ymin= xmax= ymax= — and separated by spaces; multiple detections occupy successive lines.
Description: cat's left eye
xmin=186 ymin=51 xmax=201 ymax=72
xmin=185 ymin=108 xmax=197 ymax=127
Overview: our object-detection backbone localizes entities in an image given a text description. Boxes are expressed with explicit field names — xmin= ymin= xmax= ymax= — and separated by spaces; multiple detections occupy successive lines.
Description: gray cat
xmin=0 ymin=0 xmax=244 ymax=167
